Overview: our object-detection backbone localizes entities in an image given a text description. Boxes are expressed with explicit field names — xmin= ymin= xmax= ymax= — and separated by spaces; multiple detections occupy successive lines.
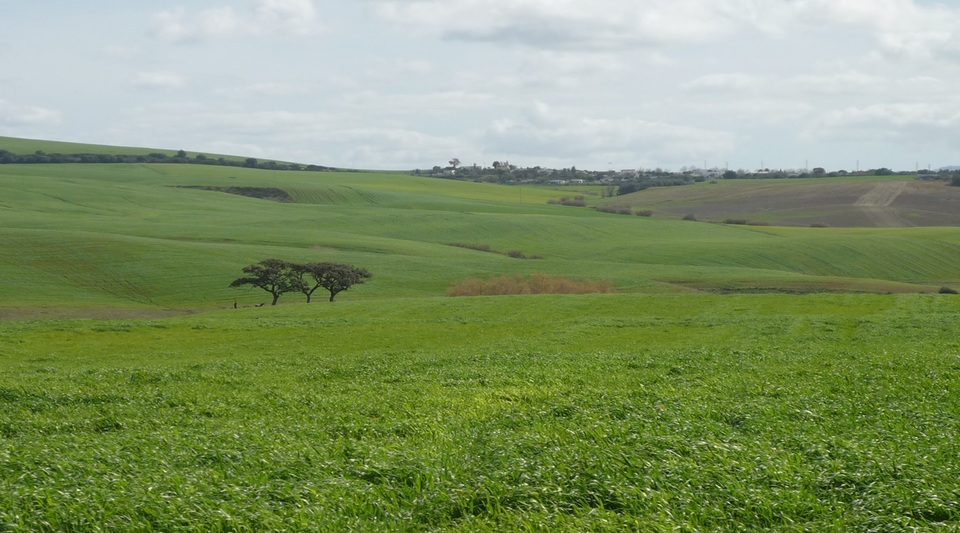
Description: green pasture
xmin=2 ymin=294 xmax=959 ymax=530
xmin=1 ymin=160 xmax=959 ymax=315
xmin=2 ymin=138 xmax=960 ymax=530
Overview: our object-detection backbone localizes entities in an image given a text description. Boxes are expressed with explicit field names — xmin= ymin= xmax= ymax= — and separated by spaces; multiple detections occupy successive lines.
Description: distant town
xmin=414 ymin=159 xmax=960 ymax=192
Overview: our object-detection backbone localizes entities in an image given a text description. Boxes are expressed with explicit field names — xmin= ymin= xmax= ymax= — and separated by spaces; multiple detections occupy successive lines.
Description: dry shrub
xmin=547 ymin=196 xmax=587 ymax=207
xmin=447 ymin=273 xmax=616 ymax=296
xmin=596 ymin=205 xmax=633 ymax=215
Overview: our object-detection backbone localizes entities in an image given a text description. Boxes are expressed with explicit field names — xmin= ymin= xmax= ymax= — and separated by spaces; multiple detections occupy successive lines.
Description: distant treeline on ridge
xmin=0 ymin=148 xmax=340 ymax=172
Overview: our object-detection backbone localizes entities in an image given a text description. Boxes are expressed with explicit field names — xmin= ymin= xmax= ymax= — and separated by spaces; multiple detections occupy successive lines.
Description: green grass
xmin=1 ymin=294 xmax=959 ymax=530
xmin=1 ymin=162 xmax=958 ymax=316
xmin=2 ymin=138 xmax=960 ymax=530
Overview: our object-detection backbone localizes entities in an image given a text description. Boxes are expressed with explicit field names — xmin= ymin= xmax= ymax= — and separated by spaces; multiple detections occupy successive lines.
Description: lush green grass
xmin=2 ymin=294 xmax=959 ymax=530
xmin=1 ymin=162 xmax=958 ymax=316
xmin=2 ymin=139 xmax=960 ymax=530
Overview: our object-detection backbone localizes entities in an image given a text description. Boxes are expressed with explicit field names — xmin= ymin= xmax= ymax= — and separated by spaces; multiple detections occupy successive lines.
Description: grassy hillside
xmin=2 ymin=138 xmax=960 ymax=530
xmin=2 ymin=153 xmax=959 ymax=316
xmin=0 ymin=135 xmax=246 ymax=162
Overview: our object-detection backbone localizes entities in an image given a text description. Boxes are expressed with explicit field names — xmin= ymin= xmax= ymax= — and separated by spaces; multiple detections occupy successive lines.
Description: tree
xmin=721 ymin=170 xmax=738 ymax=179
xmin=449 ymin=157 xmax=461 ymax=169
xmin=291 ymin=262 xmax=372 ymax=302
xmin=229 ymin=259 xmax=298 ymax=305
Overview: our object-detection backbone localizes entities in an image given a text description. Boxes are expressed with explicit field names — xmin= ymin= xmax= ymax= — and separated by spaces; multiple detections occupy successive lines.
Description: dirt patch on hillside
xmin=176 ymin=186 xmax=295 ymax=202
xmin=854 ymin=181 xmax=906 ymax=207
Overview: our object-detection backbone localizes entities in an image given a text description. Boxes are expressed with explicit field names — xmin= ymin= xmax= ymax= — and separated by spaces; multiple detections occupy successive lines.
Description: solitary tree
xmin=291 ymin=262 xmax=372 ymax=302
xmin=449 ymin=157 xmax=461 ymax=170
xmin=229 ymin=259 xmax=298 ymax=305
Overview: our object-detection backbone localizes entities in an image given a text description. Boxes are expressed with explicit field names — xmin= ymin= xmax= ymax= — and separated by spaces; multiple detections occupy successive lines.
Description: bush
xmin=547 ymin=196 xmax=587 ymax=207
xmin=683 ymin=214 xmax=697 ymax=221
xmin=939 ymin=286 xmax=958 ymax=294
xmin=506 ymin=250 xmax=527 ymax=259
xmin=447 ymin=273 xmax=616 ymax=296
xmin=595 ymin=206 xmax=633 ymax=215
xmin=635 ymin=210 xmax=653 ymax=217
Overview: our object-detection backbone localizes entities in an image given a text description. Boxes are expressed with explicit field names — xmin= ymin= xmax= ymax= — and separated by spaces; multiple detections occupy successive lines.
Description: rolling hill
xmin=603 ymin=176 xmax=960 ymax=227
xmin=1 ymin=137 xmax=959 ymax=318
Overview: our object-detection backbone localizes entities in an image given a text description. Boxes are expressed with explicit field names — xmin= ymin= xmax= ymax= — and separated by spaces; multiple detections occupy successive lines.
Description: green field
xmin=2 ymin=138 xmax=960 ymax=530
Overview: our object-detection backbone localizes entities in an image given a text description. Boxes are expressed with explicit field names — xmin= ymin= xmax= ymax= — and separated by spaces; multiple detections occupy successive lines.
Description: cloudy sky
xmin=2 ymin=0 xmax=959 ymax=171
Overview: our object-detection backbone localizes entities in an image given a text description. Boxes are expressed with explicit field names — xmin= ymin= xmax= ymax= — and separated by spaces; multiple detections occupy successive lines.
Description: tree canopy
xmin=290 ymin=262 xmax=372 ymax=302
xmin=230 ymin=259 xmax=371 ymax=305
xmin=228 ymin=259 xmax=298 ymax=305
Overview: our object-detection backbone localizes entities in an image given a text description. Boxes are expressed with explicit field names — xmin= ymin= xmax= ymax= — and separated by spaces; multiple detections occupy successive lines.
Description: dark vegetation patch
xmin=596 ymin=205 xmax=634 ymax=215
xmin=447 ymin=243 xmax=542 ymax=260
xmin=939 ymin=286 xmax=958 ymax=294
xmin=447 ymin=273 xmax=616 ymax=296
xmin=0 ymin=148 xmax=341 ymax=172
xmin=547 ymin=196 xmax=586 ymax=207
xmin=177 ymin=186 xmax=295 ymax=203
xmin=723 ymin=219 xmax=769 ymax=226
xmin=705 ymin=287 xmax=846 ymax=295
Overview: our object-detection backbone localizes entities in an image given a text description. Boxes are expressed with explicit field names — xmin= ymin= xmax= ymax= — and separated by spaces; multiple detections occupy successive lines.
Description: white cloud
xmin=133 ymin=71 xmax=186 ymax=89
xmin=0 ymin=100 xmax=62 ymax=127
xmin=681 ymin=73 xmax=760 ymax=92
xmin=807 ymin=101 xmax=960 ymax=138
xmin=482 ymin=101 xmax=736 ymax=166
xmin=370 ymin=0 xmax=787 ymax=50
xmin=151 ymin=0 xmax=320 ymax=43
xmin=793 ymin=0 xmax=960 ymax=62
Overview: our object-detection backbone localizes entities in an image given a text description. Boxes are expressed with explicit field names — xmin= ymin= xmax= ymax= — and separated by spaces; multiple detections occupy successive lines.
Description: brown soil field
xmin=609 ymin=178 xmax=960 ymax=227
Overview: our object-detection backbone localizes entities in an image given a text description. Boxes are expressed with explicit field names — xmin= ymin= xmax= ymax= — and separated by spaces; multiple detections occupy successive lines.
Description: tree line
xmin=230 ymin=259 xmax=372 ymax=305
xmin=0 ymin=149 xmax=340 ymax=172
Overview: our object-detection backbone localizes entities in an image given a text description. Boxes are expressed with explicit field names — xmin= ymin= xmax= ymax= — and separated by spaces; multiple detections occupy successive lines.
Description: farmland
xmin=1 ymin=138 xmax=960 ymax=530
xmin=606 ymin=176 xmax=960 ymax=227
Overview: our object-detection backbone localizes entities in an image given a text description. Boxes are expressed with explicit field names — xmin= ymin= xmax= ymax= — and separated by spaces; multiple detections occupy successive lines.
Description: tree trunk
xmin=271 ymin=293 xmax=279 ymax=305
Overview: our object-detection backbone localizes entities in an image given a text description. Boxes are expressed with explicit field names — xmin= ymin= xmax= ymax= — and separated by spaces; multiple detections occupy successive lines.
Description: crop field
xmin=2 ymin=138 xmax=960 ymax=530
xmin=605 ymin=177 xmax=960 ymax=227
xmin=3 ymin=295 xmax=960 ymax=531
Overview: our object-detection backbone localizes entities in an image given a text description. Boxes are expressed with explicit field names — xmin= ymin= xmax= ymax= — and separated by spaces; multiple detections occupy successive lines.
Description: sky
xmin=2 ymin=0 xmax=959 ymax=172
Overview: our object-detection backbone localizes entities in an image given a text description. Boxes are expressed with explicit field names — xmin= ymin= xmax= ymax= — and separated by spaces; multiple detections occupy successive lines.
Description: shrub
xmin=548 ymin=196 xmax=587 ymax=207
xmin=506 ymin=250 xmax=527 ymax=259
xmin=635 ymin=210 xmax=653 ymax=217
xmin=595 ymin=206 xmax=633 ymax=215
xmin=683 ymin=214 xmax=697 ymax=221
xmin=939 ymin=286 xmax=958 ymax=294
xmin=447 ymin=273 xmax=616 ymax=296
